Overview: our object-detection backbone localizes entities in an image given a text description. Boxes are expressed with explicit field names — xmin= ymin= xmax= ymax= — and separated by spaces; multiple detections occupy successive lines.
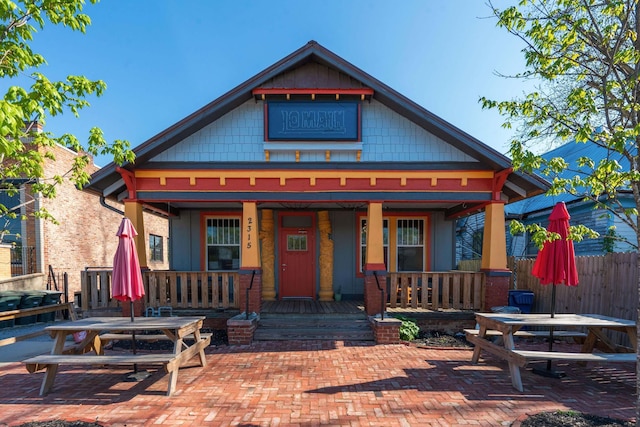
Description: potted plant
xmin=334 ymin=287 xmax=342 ymax=301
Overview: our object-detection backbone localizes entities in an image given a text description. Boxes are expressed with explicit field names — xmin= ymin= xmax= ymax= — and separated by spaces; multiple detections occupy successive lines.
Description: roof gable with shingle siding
xmin=150 ymin=99 xmax=477 ymax=163
xmin=87 ymin=41 xmax=547 ymax=204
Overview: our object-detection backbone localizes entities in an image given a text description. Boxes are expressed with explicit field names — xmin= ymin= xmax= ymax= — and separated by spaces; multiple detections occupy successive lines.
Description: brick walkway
xmin=0 ymin=340 xmax=635 ymax=426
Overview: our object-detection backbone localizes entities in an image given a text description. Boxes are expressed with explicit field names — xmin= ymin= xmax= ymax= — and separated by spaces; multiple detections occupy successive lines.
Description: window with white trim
xmin=359 ymin=215 xmax=428 ymax=273
xmin=206 ymin=217 xmax=241 ymax=271
xmin=396 ymin=219 xmax=424 ymax=271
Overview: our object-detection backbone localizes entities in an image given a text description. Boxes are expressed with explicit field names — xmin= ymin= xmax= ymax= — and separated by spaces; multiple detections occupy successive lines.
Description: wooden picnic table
xmin=22 ymin=316 xmax=211 ymax=396
xmin=466 ymin=313 xmax=637 ymax=392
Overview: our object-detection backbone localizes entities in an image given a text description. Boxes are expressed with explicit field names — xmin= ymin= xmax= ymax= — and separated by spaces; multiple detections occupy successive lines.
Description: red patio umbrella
xmin=532 ymin=201 xmax=579 ymax=317
xmin=112 ymin=217 xmax=145 ymax=311
xmin=112 ymin=217 xmax=145 ymax=376
xmin=531 ymin=201 xmax=578 ymax=376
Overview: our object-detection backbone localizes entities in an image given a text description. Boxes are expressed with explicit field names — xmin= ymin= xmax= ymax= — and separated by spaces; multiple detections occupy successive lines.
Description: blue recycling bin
xmin=508 ymin=290 xmax=535 ymax=314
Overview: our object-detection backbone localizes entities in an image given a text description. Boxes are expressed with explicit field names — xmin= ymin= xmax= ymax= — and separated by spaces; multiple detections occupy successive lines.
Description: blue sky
xmin=24 ymin=0 xmax=530 ymax=166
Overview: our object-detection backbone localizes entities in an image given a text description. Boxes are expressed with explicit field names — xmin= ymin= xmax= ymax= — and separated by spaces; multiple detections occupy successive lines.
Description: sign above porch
xmin=266 ymin=101 xmax=360 ymax=141
xmin=254 ymin=88 xmax=373 ymax=144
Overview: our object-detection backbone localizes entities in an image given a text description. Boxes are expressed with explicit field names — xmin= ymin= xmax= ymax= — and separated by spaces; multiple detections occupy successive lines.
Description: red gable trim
xmin=252 ymin=88 xmax=374 ymax=96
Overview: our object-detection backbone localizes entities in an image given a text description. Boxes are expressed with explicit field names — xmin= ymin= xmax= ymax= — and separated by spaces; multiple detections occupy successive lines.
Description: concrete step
xmin=254 ymin=327 xmax=374 ymax=341
xmin=258 ymin=318 xmax=371 ymax=329
xmin=255 ymin=313 xmax=374 ymax=341
xmin=259 ymin=313 xmax=367 ymax=321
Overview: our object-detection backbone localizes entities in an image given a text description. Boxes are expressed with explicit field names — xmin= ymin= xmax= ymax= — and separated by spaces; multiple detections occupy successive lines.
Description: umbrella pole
xmin=130 ymin=300 xmax=138 ymax=373
xmin=533 ymin=284 xmax=565 ymax=378
xmin=124 ymin=300 xmax=150 ymax=381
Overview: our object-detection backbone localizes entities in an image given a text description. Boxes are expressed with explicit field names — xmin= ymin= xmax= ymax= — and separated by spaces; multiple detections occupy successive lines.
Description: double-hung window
xmin=149 ymin=234 xmax=163 ymax=262
xmin=359 ymin=214 xmax=428 ymax=273
xmin=206 ymin=217 xmax=241 ymax=271
xmin=396 ymin=219 xmax=424 ymax=271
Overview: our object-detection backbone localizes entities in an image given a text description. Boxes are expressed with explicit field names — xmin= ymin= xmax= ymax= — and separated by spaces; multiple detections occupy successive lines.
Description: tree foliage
xmin=483 ymin=2 xmax=640 ymax=424
xmin=483 ymin=0 xmax=640 ymax=250
xmin=0 ymin=0 xmax=134 ymax=240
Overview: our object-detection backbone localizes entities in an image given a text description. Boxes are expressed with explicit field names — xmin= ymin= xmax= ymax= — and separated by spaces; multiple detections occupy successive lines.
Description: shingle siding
xmin=150 ymin=99 xmax=477 ymax=163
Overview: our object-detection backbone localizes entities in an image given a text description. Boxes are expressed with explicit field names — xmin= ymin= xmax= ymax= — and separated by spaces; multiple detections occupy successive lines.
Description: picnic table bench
xmin=23 ymin=316 xmax=210 ymax=396
xmin=467 ymin=313 xmax=637 ymax=392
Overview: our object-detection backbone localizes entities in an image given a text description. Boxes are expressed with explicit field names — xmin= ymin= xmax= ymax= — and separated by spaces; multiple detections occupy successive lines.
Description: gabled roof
xmin=86 ymin=40 xmax=547 ymax=202
xmin=505 ymin=141 xmax=629 ymax=216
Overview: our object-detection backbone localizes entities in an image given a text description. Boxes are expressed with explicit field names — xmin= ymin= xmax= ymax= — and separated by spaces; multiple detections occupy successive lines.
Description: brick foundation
xmin=370 ymin=316 xmax=401 ymax=344
xmin=364 ymin=270 xmax=386 ymax=316
xmin=482 ymin=269 xmax=512 ymax=311
xmin=227 ymin=313 xmax=259 ymax=345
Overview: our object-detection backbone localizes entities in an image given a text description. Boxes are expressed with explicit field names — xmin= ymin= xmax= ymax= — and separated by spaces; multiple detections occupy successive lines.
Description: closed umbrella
xmin=531 ymin=201 xmax=579 ymax=376
xmin=112 ymin=217 xmax=146 ymax=378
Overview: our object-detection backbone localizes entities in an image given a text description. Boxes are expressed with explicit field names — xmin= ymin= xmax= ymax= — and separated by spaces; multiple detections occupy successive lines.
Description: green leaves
xmin=485 ymin=0 xmax=640 ymax=250
xmin=0 ymin=0 xmax=135 ymax=242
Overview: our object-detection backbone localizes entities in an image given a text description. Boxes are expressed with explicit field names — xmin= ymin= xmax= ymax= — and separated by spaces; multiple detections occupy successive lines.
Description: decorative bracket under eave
xmin=116 ymin=167 xmax=136 ymax=200
xmin=492 ymin=168 xmax=513 ymax=201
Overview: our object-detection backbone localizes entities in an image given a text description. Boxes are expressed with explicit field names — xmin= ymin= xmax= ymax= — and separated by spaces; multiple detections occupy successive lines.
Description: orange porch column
xmin=239 ymin=201 xmax=262 ymax=315
xmin=364 ymin=202 xmax=386 ymax=316
xmin=123 ymin=200 xmax=147 ymax=317
xmin=124 ymin=201 xmax=147 ymax=269
xmin=480 ymin=201 xmax=511 ymax=310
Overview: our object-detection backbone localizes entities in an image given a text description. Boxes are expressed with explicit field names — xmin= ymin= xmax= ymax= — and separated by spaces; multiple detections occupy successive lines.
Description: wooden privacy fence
xmin=388 ymin=272 xmax=484 ymax=310
xmin=514 ymin=252 xmax=638 ymax=348
xmin=80 ymin=270 xmax=240 ymax=312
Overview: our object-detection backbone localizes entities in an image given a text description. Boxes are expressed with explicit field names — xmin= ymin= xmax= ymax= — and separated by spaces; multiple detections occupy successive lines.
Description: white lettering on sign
xmin=280 ymin=110 xmax=346 ymax=133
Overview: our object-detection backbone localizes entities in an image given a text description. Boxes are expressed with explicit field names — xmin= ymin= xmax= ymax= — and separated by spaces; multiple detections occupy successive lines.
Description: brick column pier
xmin=370 ymin=317 xmax=402 ymax=344
xmin=364 ymin=270 xmax=386 ymax=316
xmin=227 ymin=313 xmax=259 ymax=345
xmin=481 ymin=269 xmax=511 ymax=311
xmin=238 ymin=268 xmax=262 ymax=316
xmin=121 ymin=299 xmax=145 ymax=318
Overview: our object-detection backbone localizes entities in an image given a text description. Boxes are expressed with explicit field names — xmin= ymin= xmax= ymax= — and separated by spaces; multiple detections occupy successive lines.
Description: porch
xmin=78 ymin=269 xmax=480 ymax=336
xmin=79 ymin=270 xmax=485 ymax=314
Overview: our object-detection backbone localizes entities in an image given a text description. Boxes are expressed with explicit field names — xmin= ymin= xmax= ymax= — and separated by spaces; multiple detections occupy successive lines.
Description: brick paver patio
xmin=0 ymin=340 xmax=635 ymax=426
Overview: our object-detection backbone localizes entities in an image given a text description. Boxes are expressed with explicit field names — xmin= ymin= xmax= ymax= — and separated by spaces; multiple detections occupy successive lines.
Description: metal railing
xmin=10 ymin=245 xmax=36 ymax=276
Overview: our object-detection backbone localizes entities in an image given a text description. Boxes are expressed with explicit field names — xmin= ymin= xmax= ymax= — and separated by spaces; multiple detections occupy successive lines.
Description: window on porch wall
xmin=206 ymin=217 xmax=241 ymax=271
xmin=359 ymin=217 xmax=426 ymax=273
xmin=397 ymin=219 xmax=424 ymax=271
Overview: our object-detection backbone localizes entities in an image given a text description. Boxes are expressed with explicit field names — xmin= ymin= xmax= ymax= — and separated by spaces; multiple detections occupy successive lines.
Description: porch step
xmin=255 ymin=313 xmax=374 ymax=341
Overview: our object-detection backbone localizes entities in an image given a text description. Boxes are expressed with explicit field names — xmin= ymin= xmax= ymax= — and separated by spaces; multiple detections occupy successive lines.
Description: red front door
xmin=279 ymin=213 xmax=315 ymax=298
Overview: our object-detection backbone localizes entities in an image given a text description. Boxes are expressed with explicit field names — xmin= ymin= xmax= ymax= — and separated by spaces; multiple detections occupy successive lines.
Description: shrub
xmin=394 ymin=315 xmax=420 ymax=341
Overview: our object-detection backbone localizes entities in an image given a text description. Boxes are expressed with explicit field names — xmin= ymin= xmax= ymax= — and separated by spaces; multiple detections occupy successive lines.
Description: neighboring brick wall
xmin=0 ymin=244 xmax=11 ymax=279
xmin=28 ymin=144 xmax=170 ymax=296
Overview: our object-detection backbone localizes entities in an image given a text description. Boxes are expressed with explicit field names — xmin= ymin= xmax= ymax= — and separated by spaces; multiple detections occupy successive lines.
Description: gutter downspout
xmin=100 ymin=196 xmax=125 ymax=216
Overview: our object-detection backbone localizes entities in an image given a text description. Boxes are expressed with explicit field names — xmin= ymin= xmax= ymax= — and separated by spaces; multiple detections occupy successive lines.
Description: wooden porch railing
xmin=388 ymin=272 xmax=484 ymax=310
xmin=80 ymin=270 xmax=240 ymax=312
xmin=79 ymin=269 xmax=482 ymax=312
